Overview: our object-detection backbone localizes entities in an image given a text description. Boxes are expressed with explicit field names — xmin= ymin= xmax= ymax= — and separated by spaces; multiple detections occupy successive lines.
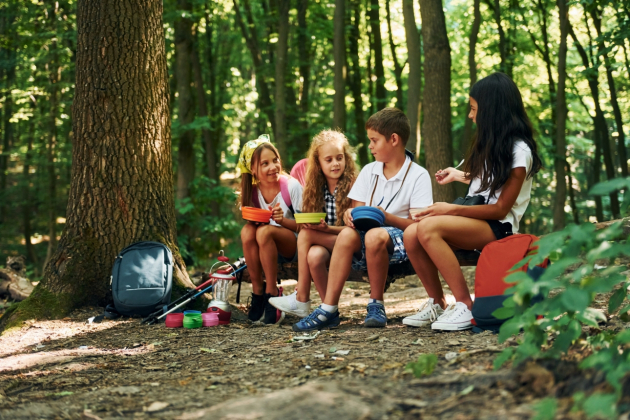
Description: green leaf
xmin=532 ymin=397 xmax=557 ymax=420
xmin=405 ymin=354 xmax=438 ymax=378
xmin=492 ymin=306 xmax=514 ymax=320
xmin=608 ymin=287 xmax=627 ymax=313
xmin=553 ymin=319 xmax=582 ymax=353
xmin=589 ymin=178 xmax=630 ymax=196
xmin=493 ymin=347 xmax=515 ymax=370
xmin=583 ymin=393 xmax=618 ymax=419
xmin=561 ymin=288 xmax=591 ymax=312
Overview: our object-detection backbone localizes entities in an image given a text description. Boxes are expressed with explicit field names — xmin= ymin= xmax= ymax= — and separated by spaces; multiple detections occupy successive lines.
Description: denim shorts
xmin=351 ymin=226 xmax=408 ymax=271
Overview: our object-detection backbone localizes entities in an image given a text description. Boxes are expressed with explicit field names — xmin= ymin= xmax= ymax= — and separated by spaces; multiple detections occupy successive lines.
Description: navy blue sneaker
xmin=292 ymin=306 xmax=340 ymax=332
xmin=364 ymin=302 xmax=387 ymax=327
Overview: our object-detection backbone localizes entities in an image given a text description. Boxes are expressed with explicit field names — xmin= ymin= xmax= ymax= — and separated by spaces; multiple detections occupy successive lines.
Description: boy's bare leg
xmin=403 ymin=224 xmax=446 ymax=309
xmin=322 ymin=227 xmax=362 ymax=306
xmin=364 ymin=228 xmax=394 ymax=301
xmin=416 ymin=216 xmax=496 ymax=309
xmin=256 ymin=225 xmax=298 ymax=295
xmin=241 ymin=223 xmax=263 ymax=295
xmin=307 ymin=246 xmax=331 ymax=301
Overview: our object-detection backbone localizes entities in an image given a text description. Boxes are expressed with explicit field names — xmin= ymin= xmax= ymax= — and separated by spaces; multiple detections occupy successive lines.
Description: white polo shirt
xmin=348 ymin=156 xmax=433 ymax=220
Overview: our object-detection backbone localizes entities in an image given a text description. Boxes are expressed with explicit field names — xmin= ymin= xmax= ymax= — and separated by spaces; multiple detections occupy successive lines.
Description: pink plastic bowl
xmin=165 ymin=313 xmax=184 ymax=328
xmin=202 ymin=312 xmax=220 ymax=327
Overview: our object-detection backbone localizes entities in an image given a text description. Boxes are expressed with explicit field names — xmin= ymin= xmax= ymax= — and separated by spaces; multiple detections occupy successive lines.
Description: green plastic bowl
xmin=183 ymin=313 xmax=202 ymax=329
xmin=295 ymin=212 xmax=327 ymax=224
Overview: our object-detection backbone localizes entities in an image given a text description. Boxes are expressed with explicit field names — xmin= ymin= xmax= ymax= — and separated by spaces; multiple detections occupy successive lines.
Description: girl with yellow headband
xmin=237 ymin=135 xmax=303 ymax=324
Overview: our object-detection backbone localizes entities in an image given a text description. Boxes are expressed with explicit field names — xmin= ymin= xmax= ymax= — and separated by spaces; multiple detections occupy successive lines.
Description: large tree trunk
xmin=349 ymin=0 xmax=368 ymax=165
xmin=0 ymin=0 xmax=192 ymax=329
xmin=419 ymin=0 xmax=455 ymax=202
xmin=553 ymin=0 xmax=568 ymax=231
xmin=386 ymin=0 xmax=404 ymax=110
xmin=333 ymin=0 xmax=346 ymax=131
xmin=369 ymin=0 xmax=387 ymax=110
xmin=275 ymin=0 xmax=289 ymax=157
xmin=175 ymin=0 xmax=196 ymax=201
xmin=403 ymin=0 xmax=422 ymax=159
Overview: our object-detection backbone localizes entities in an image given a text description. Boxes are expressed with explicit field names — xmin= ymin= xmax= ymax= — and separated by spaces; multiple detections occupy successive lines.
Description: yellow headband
xmin=236 ymin=134 xmax=271 ymax=177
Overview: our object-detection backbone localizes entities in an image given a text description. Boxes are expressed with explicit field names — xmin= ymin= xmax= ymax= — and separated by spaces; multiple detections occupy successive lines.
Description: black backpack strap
xmin=93 ymin=304 xmax=121 ymax=323
xmin=235 ymin=269 xmax=244 ymax=304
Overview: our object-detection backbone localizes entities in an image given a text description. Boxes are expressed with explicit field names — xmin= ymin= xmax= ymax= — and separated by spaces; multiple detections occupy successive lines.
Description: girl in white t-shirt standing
xmin=237 ymin=135 xmax=303 ymax=325
xmin=403 ymin=72 xmax=542 ymax=331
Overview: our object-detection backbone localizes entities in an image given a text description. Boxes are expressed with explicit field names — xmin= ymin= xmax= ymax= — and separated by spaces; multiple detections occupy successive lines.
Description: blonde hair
xmin=302 ymin=130 xmax=358 ymax=226
xmin=239 ymin=142 xmax=284 ymax=208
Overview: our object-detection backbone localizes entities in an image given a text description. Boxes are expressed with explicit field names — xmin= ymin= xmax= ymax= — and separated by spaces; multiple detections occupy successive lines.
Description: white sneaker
xmin=268 ymin=291 xmax=311 ymax=318
xmin=402 ymin=298 xmax=445 ymax=327
xmin=431 ymin=302 xmax=473 ymax=331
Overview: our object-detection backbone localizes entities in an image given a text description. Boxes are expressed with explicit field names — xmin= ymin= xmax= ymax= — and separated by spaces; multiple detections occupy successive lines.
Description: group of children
xmin=235 ymin=72 xmax=542 ymax=332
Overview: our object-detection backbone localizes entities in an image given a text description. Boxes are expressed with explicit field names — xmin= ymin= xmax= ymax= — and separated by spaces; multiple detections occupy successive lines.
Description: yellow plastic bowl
xmin=294 ymin=213 xmax=327 ymax=224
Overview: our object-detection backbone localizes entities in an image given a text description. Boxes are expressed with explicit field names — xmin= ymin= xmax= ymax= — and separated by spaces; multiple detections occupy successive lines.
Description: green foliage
xmin=405 ymin=354 xmax=438 ymax=378
xmin=532 ymin=397 xmax=557 ymax=420
xmin=494 ymin=177 xmax=630 ymax=415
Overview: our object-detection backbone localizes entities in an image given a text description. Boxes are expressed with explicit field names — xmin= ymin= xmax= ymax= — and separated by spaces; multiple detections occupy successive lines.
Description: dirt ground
xmin=0 ymin=270 xmax=623 ymax=420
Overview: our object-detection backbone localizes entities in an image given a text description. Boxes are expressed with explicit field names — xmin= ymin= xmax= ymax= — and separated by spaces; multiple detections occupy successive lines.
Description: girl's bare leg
xmin=323 ymin=227 xmax=362 ymax=306
xmin=296 ymin=229 xmax=337 ymax=302
xmin=416 ymin=216 xmax=496 ymax=309
xmin=256 ymin=225 xmax=298 ymax=295
xmin=403 ymin=224 xmax=446 ymax=309
xmin=241 ymin=223 xmax=263 ymax=295
xmin=307 ymin=245 xmax=331 ymax=301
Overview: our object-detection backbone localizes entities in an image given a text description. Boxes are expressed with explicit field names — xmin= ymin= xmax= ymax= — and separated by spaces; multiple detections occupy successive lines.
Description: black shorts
xmin=486 ymin=220 xmax=513 ymax=240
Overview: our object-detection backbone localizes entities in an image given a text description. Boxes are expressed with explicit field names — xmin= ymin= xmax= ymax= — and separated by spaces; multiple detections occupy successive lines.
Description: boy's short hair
xmin=365 ymin=107 xmax=410 ymax=146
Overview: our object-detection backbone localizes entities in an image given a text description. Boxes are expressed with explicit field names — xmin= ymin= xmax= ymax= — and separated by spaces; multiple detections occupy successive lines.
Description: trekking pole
xmin=141 ymin=275 xmax=214 ymax=324
xmin=146 ymin=264 xmax=247 ymax=325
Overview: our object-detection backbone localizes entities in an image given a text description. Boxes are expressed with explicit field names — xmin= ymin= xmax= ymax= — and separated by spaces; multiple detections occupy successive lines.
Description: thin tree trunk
xmin=419 ymin=0 xmax=455 ymax=202
xmin=462 ymin=0 xmax=480 ymax=160
xmin=1 ymin=0 xmax=192 ymax=328
xmin=333 ymin=0 xmax=346 ymax=131
xmin=492 ymin=0 xmax=509 ymax=75
xmin=566 ymin=160 xmax=579 ymax=224
xmin=349 ymin=0 xmax=368 ymax=165
xmin=23 ymin=96 xmax=38 ymax=267
xmin=205 ymin=4 xmax=222 ymax=183
xmin=367 ymin=21 xmax=375 ymax=115
xmin=386 ymin=0 xmax=404 ymax=109
xmin=233 ymin=0 xmax=276 ymax=136
xmin=403 ymin=0 xmax=422 ymax=159
xmin=297 ymin=0 xmax=311 ymax=156
xmin=0 ymin=48 xmax=14 ymax=225
xmin=553 ymin=0 xmax=568 ymax=231
xmin=275 ymin=0 xmax=289 ymax=156
xmin=369 ymin=0 xmax=387 ymax=110
xmin=175 ymin=0 xmax=196 ymax=201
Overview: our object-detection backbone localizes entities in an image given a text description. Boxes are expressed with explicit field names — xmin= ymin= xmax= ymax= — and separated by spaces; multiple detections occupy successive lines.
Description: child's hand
xmin=411 ymin=203 xmax=454 ymax=220
xmin=308 ymin=219 xmax=329 ymax=231
xmin=343 ymin=208 xmax=355 ymax=228
xmin=435 ymin=167 xmax=461 ymax=185
xmin=270 ymin=203 xmax=284 ymax=224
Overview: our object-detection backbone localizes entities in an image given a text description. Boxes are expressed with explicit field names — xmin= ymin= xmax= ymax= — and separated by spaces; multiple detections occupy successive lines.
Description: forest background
xmin=0 ymin=0 xmax=628 ymax=278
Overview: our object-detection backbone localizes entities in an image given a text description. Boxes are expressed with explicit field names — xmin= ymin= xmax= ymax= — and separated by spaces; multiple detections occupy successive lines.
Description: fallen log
xmin=0 ymin=256 xmax=34 ymax=301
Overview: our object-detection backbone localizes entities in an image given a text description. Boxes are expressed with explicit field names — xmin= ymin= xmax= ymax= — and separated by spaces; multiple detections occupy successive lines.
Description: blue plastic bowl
xmin=351 ymin=206 xmax=385 ymax=231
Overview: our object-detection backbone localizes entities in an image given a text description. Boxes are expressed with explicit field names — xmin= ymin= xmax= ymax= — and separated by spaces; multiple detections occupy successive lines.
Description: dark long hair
xmin=464 ymin=72 xmax=542 ymax=198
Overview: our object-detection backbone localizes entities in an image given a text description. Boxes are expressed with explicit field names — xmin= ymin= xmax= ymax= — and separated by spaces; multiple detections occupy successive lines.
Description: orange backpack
xmin=471 ymin=234 xmax=549 ymax=332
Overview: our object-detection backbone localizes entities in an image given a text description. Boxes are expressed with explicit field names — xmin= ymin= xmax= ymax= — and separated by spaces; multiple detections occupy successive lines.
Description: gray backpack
xmin=109 ymin=241 xmax=173 ymax=317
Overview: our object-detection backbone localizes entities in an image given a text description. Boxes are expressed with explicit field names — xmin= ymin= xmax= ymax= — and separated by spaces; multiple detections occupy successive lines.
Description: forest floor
xmin=0 ymin=269 xmax=624 ymax=420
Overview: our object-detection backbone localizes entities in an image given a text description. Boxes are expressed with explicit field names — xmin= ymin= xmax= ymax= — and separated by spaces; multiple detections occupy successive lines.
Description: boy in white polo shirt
xmin=293 ymin=108 xmax=433 ymax=331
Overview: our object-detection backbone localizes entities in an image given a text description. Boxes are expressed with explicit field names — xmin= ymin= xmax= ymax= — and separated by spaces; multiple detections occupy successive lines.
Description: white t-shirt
xmin=468 ymin=140 xmax=533 ymax=233
xmin=255 ymin=177 xmax=303 ymax=228
xmin=348 ymin=156 xmax=433 ymax=220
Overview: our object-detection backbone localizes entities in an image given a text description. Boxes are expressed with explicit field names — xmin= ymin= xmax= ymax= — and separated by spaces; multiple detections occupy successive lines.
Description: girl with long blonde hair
xmin=269 ymin=130 xmax=358 ymax=318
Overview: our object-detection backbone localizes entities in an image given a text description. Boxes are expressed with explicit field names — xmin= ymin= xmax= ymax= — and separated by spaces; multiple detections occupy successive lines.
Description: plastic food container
xmin=351 ymin=206 xmax=385 ymax=231
xmin=294 ymin=212 xmax=327 ymax=224
xmin=183 ymin=313 xmax=202 ymax=329
xmin=183 ymin=310 xmax=201 ymax=315
xmin=242 ymin=207 xmax=273 ymax=223
xmin=202 ymin=312 xmax=220 ymax=327
xmin=165 ymin=313 xmax=184 ymax=328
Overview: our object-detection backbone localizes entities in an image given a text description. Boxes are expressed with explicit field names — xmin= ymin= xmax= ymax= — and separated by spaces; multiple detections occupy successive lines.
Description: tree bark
xmin=369 ymin=0 xmax=387 ymax=110
xmin=419 ymin=0 xmax=455 ymax=202
xmin=386 ymin=0 xmax=404 ymax=109
xmin=349 ymin=0 xmax=368 ymax=165
xmin=175 ymin=0 xmax=196 ymax=201
xmin=23 ymin=97 xmax=38 ymax=268
xmin=0 ymin=47 xmax=14 ymax=225
xmin=275 ymin=0 xmax=290 ymax=156
xmin=461 ymin=0 xmax=480 ymax=163
xmin=491 ymin=0 xmax=509 ymax=76
xmin=0 ymin=0 xmax=192 ymax=329
xmin=403 ymin=0 xmax=422 ymax=159
xmin=297 ymin=0 xmax=311 ymax=156
xmin=553 ymin=0 xmax=568 ymax=231
xmin=333 ymin=0 xmax=346 ymax=131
